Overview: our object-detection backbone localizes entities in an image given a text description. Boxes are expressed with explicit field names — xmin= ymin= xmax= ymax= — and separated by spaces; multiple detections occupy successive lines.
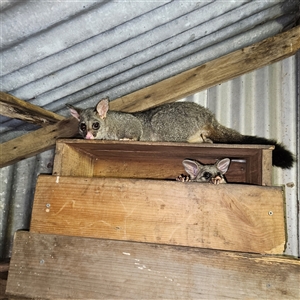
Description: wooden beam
xmin=30 ymin=176 xmax=285 ymax=254
xmin=0 ymin=118 xmax=78 ymax=168
xmin=0 ymin=259 xmax=9 ymax=300
xmin=0 ymin=92 xmax=64 ymax=125
xmin=6 ymin=231 xmax=300 ymax=299
xmin=110 ymin=26 xmax=300 ymax=112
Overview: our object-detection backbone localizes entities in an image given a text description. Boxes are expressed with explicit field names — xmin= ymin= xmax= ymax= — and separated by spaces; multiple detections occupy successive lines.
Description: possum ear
xmin=66 ymin=104 xmax=81 ymax=121
xmin=182 ymin=159 xmax=202 ymax=180
xmin=96 ymin=97 xmax=110 ymax=119
xmin=216 ymin=158 xmax=230 ymax=174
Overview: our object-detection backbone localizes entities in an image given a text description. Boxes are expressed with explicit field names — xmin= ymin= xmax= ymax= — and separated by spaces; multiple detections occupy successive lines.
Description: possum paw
xmin=210 ymin=175 xmax=223 ymax=184
xmin=176 ymin=174 xmax=191 ymax=182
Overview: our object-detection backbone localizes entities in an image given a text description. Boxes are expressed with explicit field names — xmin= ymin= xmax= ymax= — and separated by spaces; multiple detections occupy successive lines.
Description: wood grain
xmin=0 ymin=92 xmax=64 ymax=125
xmin=6 ymin=232 xmax=300 ymax=299
xmin=30 ymin=175 xmax=285 ymax=254
xmin=110 ymin=26 xmax=300 ymax=112
xmin=53 ymin=143 xmax=94 ymax=177
xmin=53 ymin=139 xmax=274 ymax=185
xmin=0 ymin=118 xmax=78 ymax=168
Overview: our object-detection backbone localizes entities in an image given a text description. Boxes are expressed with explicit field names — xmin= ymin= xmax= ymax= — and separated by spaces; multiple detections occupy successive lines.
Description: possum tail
xmin=232 ymin=135 xmax=294 ymax=169
xmin=208 ymin=124 xmax=295 ymax=169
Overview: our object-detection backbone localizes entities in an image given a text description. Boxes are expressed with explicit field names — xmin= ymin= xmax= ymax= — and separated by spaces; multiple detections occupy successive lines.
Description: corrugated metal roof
xmin=0 ymin=0 xmax=299 ymax=258
xmin=1 ymin=0 xmax=299 ymax=141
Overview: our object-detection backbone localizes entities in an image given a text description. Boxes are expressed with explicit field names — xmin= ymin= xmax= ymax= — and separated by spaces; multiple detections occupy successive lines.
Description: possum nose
xmin=85 ymin=132 xmax=95 ymax=139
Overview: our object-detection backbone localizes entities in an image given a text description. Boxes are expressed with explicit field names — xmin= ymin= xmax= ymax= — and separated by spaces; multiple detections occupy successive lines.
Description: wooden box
xmin=7 ymin=140 xmax=290 ymax=299
xmin=53 ymin=139 xmax=274 ymax=185
xmin=29 ymin=139 xmax=285 ymax=255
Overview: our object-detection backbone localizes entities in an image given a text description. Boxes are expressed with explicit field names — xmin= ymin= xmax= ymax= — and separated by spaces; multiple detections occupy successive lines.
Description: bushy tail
xmin=214 ymin=133 xmax=295 ymax=169
xmin=239 ymin=135 xmax=295 ymax=169
xmin=208 ymin=123 xmax=295 ymax=169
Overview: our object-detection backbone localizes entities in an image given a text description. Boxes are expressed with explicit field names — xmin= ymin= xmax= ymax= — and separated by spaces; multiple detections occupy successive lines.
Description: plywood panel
xmin=6 ymin=232 xmax=300 ymax=299
xmin=30 ymin=175 xmax=285 ymax=254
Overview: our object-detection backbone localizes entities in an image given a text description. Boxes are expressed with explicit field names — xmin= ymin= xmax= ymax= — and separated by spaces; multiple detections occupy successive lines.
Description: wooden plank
xmin=6 ymin=232 xmax=300 ymax=299
xmin=30 ymin=175 xmax=285 ymax=254
xmin=53 ymin=143 xmax=94 ymax=177
xmin=110 ymin=26 xmax=300 ymax=112
xmin=262 ymin=148 xmax=273 ymax=186
xmin=0 ymin=279 xmax=7 ymax=300
xmin=0 ymin=118 xmax=78 ymax=168
xmin=0 ymin=260 xmax=9 ymax=300
xmin=0 ymin=92 xmax=64 ymax=125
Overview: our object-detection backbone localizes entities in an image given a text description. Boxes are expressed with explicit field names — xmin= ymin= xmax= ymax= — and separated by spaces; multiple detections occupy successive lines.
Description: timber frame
xmin=0 ymin=25 xmax=299 ymax=168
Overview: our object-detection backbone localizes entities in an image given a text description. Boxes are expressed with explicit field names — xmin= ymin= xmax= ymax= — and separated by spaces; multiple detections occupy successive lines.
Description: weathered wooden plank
xmin=30 ymin=176 xmax=285 ymax=254
xmin=0 ymin=92 xmax=64 ymax=125
xmin=6 ymin=232 xmax=300 ymax=299
xmin=0 ymin=260 xmax=9 ymax=300
xmin=110 ymin=26 xmax=300 ymax=112
xmin=0 ymin=118 xmax=78 ymax=168
xmin=0 ymin=279 xmax=7 ymax=300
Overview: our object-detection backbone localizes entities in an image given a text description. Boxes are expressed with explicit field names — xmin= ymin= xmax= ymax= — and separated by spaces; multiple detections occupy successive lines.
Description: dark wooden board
xmin=6 ymin=232 xmax=300 ymax=299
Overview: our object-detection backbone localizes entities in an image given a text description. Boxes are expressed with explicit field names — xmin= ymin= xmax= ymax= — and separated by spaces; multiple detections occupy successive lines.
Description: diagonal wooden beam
xmin=110 ymin=25 xmax=300 ymax=112
xmin=1 ymin=26 xmax=299 ymax=167
xmin=0 ymin=118 xmax=78 ymax=168
xmin=0 ymin=92 xmax=64 ymax=125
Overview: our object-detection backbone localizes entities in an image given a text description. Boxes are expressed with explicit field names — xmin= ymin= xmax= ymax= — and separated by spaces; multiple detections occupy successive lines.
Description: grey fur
xmin=177 ymin=158 xmax=230 ymax=184
xmin=66 ymin=98 xmax=295 ymax=169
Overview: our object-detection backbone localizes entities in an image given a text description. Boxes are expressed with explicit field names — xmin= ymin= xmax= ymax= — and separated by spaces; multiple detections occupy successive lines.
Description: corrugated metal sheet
xmin=0 ymin=0 xmax=299 ymax=258
xmin=1 ymin=0 xmax=299 ymax=141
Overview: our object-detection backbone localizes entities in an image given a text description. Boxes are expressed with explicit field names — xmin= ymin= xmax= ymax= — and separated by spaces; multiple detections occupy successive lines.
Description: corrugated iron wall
xmin=0 ymin=0 xmax=299 ymax=258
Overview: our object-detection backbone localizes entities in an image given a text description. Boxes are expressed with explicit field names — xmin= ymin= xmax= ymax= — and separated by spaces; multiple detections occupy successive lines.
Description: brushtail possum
xmin=176 ymin=158 xmax=230 ymax=184
xmin=66 ymin=98 xmax=295 ymax=169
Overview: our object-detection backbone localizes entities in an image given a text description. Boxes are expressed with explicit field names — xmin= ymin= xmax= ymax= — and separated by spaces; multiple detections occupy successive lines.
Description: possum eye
xmin=203 ymin=172 xmax=212 ymax=180
xmin=80 ymin=123 xmax=87 ymax=131
xmin=92 ymin=122 xmax=100 ymax=130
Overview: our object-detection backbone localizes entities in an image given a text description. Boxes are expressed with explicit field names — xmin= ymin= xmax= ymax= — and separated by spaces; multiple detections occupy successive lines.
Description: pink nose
xmin=85 ymin=132 xmax=94 ymax=140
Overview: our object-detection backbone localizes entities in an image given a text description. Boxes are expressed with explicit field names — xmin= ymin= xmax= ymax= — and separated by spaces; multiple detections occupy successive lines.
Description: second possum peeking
xmin=176 ymin=158 xmax=231 ymax=184
xmin=67 ymin=97 xmax=295 ymax=169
